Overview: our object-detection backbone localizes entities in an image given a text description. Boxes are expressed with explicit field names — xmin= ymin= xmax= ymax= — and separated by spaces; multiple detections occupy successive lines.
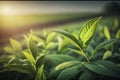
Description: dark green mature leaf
xmin=57 ymin=65 xmax=81 ymax=80
xmin=44 ymin=54 xmax=77 ymax=66
xmin=95 ymin=38 xmax=119 ymax=51
xmin=36 ymin=54 xmax=45 ymax=68
xmin=83 ymin=60 xmax=120 ymax=78
xmin=4 ymin=64 xmax=35 ymax=75
xmin=29 ymin=38 xmax=38 ymax=60
xmin=79 ymin=70 xmax=98 ymax=80
xmin=52 ymin=30 xmax=82 ymax=49
xmin=79 ymin=17 xmax=102 ymax=47
xmin=35 ymin=65 xmax=46 ymax=80
xmin=49 ymin=61 xmax=81 ymax=78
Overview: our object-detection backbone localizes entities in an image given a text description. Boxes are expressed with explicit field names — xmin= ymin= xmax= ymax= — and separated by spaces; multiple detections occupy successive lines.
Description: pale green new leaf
xmin=114 ymin=18 xmax=119 ymax=28
xmin=79 ymin=17 xmax=101 ymax=47
xmin=10 ymin=38 xmax=22 ymax=52
xmin=103 ymin=51 xmax=112 ymax=60
xmin=116 ymin=29 xmax=120 ymax=38
xmin=104 ymin=27 xmax=111 ymax=40
xmin=29 ymin=38 xmax=38 ymax=59
xmin=104 ymin=26 xmax=111 ymax=40
xmin=46 ymin=32 xmax=56 ymax=43
xmin=4 ymin=46 xmax=14 ymax=54
xmin=68 ymin=48 xmax=86 ymax=58
xmin=22 ymin=51 xmax=36 ymax=65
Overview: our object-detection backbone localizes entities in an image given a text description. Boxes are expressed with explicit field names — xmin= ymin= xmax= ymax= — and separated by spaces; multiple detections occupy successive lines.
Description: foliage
xmin=0 ymin=16 xmax=120 ymax=80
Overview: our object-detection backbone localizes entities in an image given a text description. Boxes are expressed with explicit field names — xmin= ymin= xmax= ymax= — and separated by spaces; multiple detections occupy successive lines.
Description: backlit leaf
xmin=79 ymin=17 xmax=101 ymax=47
xmin=103 ymin=51 xmax=112 ymax=59
xmin=10 ymin=38 xmax=22 ymax=52
xmin=22 ymin=51 xmax=36 ymax=65
xmin=29 ymin=38 xmax=38 ymax=60
xmin=104 ymin=26 xmax=111 ymax=40
xmin=116 ymin=29 xmax=120 ymax=38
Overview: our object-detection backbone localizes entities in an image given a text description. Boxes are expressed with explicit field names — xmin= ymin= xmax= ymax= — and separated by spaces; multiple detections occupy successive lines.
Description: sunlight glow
xmin=1 ymin=6 xmax=14 ymax=15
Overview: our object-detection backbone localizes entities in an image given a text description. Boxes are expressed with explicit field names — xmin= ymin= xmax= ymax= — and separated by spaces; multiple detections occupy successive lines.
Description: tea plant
xmin=0 ymin=17 xmax=120 ymax=80
xmin=49 ymin=17 xmax=120 ymax=80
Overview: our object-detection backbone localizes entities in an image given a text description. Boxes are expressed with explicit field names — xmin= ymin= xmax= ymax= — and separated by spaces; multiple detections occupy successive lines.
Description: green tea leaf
xmin=22 ymin=51 xmax=36 ymax=65
xmin=79 ymin=70 xmax=98 ymax=80
xmin=103 ymin=51 xmax=112 ymax=59
xmin=114 ymin=18 xmax=119 ymax=28
xmin=57 ymin=65 xmax=81 ymax=80
xmin=4 ymin=64 xmax=35 ymax=75
xmin=68 ymin=48 xmax=86 ymax=58
xmin=49 ymin=61 xmax=81 ymax=78
xmin=52 ymin=30 xmax=82 ymax=49
xmin=83 ymin=60 xmax=120 ymax=78
xmin=95 ymin=38 xmax=119 ymax=51
xmin=104 ymin=26 xmax=111 ymax=40
xmin=46 ymin=42 xmax=58 ymax=50
xmin=36 ymin=54 xmax=45 ymax=68
xmin=44 ymin=54 xmax=77 ymax=66
xmin=46 ymin=32 xmax=56 ymax=43
xmin=10 ymin=38 xmax=22 ymax=52
xmin=116 ymin=29 xmax=120 ymax=38
xmin=79 ymin=17 xmax=101 ymax=47
xmin=35 ymin=65 xmax=46 ymax=80
xmin=29 ymin=38 xmax=38 ymax=60
xmin=4 ymin=46 xmax=14 ymax=54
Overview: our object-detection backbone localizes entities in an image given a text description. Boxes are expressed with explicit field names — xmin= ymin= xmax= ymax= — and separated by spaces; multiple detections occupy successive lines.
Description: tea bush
xmin=0 ymin=17 xmax=120 ymax=80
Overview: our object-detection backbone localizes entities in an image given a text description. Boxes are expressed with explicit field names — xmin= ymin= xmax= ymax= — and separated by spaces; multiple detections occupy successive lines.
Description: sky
xmin=0 ymin=1 xmax=120 ymax=15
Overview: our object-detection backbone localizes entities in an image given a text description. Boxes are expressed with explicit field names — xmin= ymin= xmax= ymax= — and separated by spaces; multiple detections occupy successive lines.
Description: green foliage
xmin=79 ymin=17 xmax=102 ymax=47
xmin=29 ymin=37 xmax=38 ymax=59
xmin=4 ymin=64 xmax=35 ymax=75
xmin=1 ymin=17 xmax=120 ymax=80
xmin=103 ymin=51 xmax=112 ymax=60
xmin=95 ymin=38 xmax=119 ymax=51
xmin=104 ymin=26 xmax=111 ymax=40
xmin=35 ymin=65 xmax=46 ymax=80
xmin=116 ymin=29 xmax=120 ymax=38
xmin=49 ymin=61 xmax=81 ymax=78
xmin=83 ymin=60 xmax=120 ymax=78
xmin=52 ymin=30 xmax=82 ymax=49
xmin=22 ymin=51 xmax=36 ymax=65
xmin=10 ymin=38 xmax=22 ymax=53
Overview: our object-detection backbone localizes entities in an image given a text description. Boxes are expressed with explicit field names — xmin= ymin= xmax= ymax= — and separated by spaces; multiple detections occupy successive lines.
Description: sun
xmin=1 ymin=6 xmax=14 ymax=15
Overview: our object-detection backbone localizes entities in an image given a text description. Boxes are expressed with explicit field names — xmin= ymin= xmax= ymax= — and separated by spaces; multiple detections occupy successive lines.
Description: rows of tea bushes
xmin=0 ymin=16 xmax=120 ymax=80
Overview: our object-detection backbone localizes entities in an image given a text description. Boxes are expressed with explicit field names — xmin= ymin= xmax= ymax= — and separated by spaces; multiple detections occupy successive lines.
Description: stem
xmin=80 ymin=49 xmax=90 ymax=62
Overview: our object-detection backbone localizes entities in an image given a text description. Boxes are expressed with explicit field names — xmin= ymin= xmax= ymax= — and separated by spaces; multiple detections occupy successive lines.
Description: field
xmin=0 ymin=14 xmax=120 ymax=80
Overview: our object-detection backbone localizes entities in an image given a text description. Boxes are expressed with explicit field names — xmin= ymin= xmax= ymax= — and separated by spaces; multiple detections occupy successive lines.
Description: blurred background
xmin=0 ymin=1 xmax=120 ymax=47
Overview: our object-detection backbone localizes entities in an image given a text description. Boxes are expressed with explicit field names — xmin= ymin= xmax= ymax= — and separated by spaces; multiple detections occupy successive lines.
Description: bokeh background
xmin=0 ymin=1 xmax=120 ymax=47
